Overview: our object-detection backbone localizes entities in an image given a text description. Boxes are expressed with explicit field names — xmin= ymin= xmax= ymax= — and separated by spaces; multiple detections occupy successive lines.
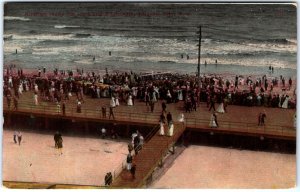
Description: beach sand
xmin=2 ymin=130 xmax=128 ymax=186
xmin=150 ymin=145 xmax=296 ymax=189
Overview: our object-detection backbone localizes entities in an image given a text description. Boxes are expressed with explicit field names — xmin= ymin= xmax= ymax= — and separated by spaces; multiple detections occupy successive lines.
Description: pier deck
xmin=3 ymin=92 xmax=296 ymax=140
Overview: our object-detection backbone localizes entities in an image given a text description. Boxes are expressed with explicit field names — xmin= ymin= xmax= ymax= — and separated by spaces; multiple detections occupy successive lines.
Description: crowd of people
xmin=4 ymin=65 xmax=296 ymax=130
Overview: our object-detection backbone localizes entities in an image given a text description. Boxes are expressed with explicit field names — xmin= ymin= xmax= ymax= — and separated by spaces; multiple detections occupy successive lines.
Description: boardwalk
xmin=3 ymin=91 xmax=296 ymax=140
xmin=110 ymin=123 xmax=185 ymax=188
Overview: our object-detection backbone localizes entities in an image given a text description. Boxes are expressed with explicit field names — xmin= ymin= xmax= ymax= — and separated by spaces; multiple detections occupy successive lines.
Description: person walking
xmin=77 ymin=100 xmax=81 ymax=113
xmin=54 ymin=131 xmax=61 ymax=148
xmin=166 ymin=112 xmax=173 ymax=126
xmin=62 ymin=101 xmax=66 ymax=115
xmin=258 ymin=113 xmax=262 ymax=126
xmin=56 ymin=102 xmax=61 ymax=114
xmin=168 ymin=121 xmax=174 ymax=137
xmin=209 ymin=112 xmax=218 ymax=128
xmin=261 ymin=112 xmax=266 ymax=126
xmin=102 ymin=106 xmax=106 ymax=118
xmin=109 ymin=106 xmax=115 ymax=120
xmin=17 ymin=131 xmax=22 ymax=145
xmin=34 ymin=93 xmax=38 ymax=105
xmin=126 ymin=153 xmax=133 ymax=171
xmin=101 ymin=127 xmax=106 ymax=139
xmin=127 ymin=94 xmax=133 ymax=106
xmin=159 ymin=114 xmax=166 ymax=136
xmin=13 ymin=131 xmax=17 ymax=144
xmin=57 ymin=135 xmax=63 ymax=155
xmin=130 ymin=164 xmax=136 ymax=180
xmin=161 ymin=101 xmax=167 ymax=113
xmin=13 ymin=97 xmax=18 ymax=110
xmin=208 ymin=95 xmax=216 ymax=111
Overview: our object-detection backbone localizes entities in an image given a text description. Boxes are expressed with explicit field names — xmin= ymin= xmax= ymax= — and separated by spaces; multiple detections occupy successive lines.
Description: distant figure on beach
xmin=93 ymin=56 xmax=95 ymax=61
xmin=43 ymin=67 xmax=46 ymax=74
xmin=16 ymin=49 xmax=17 ymax=54
xmin=54 ymin=131 xmax=62 ymax=148
xmin=205 ymin=60 xmax=207 ymax=67
xmin=101 ymin=127 xmax=106 ymax=139
xmin=109 ymin=51 xmax=111 ymax=56
xmin=13 ymin=131 xmax=17 ymax=144
xmin=215 ymin=59 xmax=218 ymax=64
xmin=181 ymin=54 xmax=184 ymax=59
xmin=105 ymin=172 xmax=112 ymax=186
xmin=17 ymin=131 xmax=22 ymax=145
xmin=271 ymin=66 xmax=274 ymax=73
xmin=186 ymin=54 xmax=189 ymax=60
xmin=57 ymin=135 xmax=63 ymax=155
xmin=288 ymin=78 xmax=292 ymax=89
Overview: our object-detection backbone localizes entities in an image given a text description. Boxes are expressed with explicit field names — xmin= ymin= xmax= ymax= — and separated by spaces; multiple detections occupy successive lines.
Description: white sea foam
xmin=54 ymin=25 xmax=80 ymax=29
xmin=4 ymin=16 xmax=31 ymax=21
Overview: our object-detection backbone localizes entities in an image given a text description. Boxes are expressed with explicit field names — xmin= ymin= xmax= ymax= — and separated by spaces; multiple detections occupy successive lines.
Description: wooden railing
xmin=3 ymin=102 xmax=296 ymax=139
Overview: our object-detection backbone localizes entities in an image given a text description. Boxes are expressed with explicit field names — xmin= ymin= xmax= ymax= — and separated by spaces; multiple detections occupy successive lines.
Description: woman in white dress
xmin=152 ymin=92 xmax=157 ymax=102
xmin=159 ymin=120 xmax=165 ymax=136
xmin=216 ymin=101 xmax=225 ymax=113
xmin=178 ymin=90 xmax=183 ymax=101
xmin=34 ymin=84 xmax=39 ymax=93
xmin=127 ymin=94 xmax=133 ymax=106
xmin=18 ymin=84 xmax=23 ymax=95
xmin=278 ymin=95 xmax=282 ymax=108
xmin=178 ymin=113 xmax=185 ymax=123
xmin=168 ymin=122 xmax=174 ymax=137
xmin=115 ymin=96 xmax=120 ymax=106
xmin=34 ymin=93 xmax=38 ymax=105
xmin=209 ymin=113 xmax=218 ymax=128
xmin=110 ymin=97 xmax=116 ymax=107
xmin=281 ymin=95 xmax=289 ymax=109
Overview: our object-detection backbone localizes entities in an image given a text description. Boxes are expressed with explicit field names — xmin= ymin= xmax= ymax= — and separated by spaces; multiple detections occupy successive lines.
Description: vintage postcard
xmin=2 ymin=1 xmax=296 ymax=189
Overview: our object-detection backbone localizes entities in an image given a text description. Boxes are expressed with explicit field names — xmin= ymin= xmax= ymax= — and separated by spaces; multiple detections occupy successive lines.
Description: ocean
xmin=3 ymin=3 xmax=297 ymax=77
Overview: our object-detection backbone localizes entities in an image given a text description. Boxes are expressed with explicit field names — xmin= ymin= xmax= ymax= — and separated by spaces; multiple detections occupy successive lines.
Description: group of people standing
xmin=159 ymin=111 xmax=175 ymax=137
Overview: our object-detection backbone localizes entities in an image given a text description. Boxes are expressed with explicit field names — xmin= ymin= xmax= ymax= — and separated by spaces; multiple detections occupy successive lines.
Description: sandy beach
xmin=2 ymin=130 xmax=128 ymax=186
xmin=150 ymin=145 xmax=296 ymax=189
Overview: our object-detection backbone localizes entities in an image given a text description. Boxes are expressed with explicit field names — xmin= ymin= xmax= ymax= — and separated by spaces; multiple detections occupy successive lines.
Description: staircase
xmin=110 ymin=122 xmax=186 ymax=188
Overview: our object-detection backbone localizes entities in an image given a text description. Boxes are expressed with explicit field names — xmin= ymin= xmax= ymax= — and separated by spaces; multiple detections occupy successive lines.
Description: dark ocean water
xmin=3 ymin=3 xmax=297 ymax=77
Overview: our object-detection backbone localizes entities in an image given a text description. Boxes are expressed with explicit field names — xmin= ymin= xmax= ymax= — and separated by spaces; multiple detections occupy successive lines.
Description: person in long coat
xmin=57 ymin=136 xmax=63 ymax=155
